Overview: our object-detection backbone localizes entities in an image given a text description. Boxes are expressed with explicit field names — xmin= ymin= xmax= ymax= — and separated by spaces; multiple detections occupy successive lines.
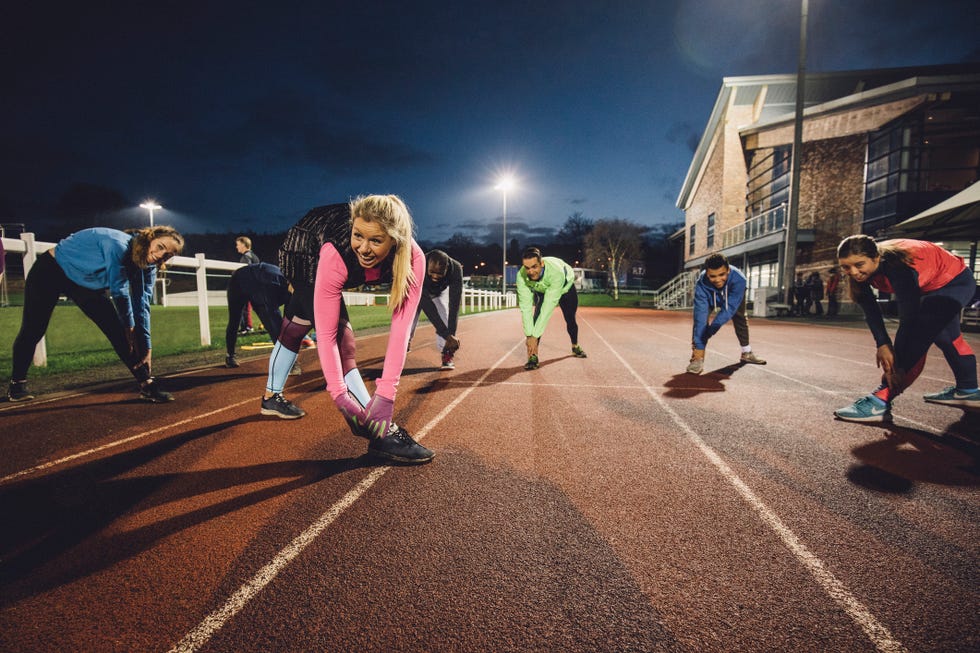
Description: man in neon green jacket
xmin=516 ymin=246 xmax=588 ymax=370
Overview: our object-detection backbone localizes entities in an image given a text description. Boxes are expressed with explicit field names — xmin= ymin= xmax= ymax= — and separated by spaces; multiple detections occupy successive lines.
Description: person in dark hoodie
xmin=409 ymin=249 xmax=463 ymax=370
xmin=687 ymin=253 xmax=766 ymax=374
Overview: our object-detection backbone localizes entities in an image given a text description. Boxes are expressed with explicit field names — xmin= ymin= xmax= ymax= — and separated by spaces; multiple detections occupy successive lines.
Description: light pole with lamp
xmin=495 ymin=175 xmax=515 ymax=295
xmin=140 ymin=200 xmax=162 ymax=228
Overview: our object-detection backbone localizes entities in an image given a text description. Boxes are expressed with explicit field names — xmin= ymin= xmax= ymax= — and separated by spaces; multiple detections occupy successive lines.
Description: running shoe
xmin=261 ymin=393 xmax=306 ymax=419
xmin=834 ymin=395 xmax=892 ymax=423
xmin=524 ymin=354 xmax=539 ymax=370
xmin=225 ymin=355 xmax=240 ymax=368
xmin=922 ymin=386 xmax=980 ymax=408
xmin=7 ymin=381 xmax=34 ymax=402
xmin=368 ymin=425 xmax=434 ymax=463
xmin=571 ymin=345 xmax=587 ymax=358
xmin=686 ymin=358 xmax=703 ymax=374
xmin=441 ymin=353 xmax=455 ymax=370
xmin=140 ymin=381 xmax=175 ymax=403
xmin=740 ymin=352 xmax=767 ymax=365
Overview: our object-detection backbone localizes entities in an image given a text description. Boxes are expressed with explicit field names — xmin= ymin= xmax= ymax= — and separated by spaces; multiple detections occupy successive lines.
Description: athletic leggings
xmin=225 ymin=276 xmax=285 ymax=357
xmin=532 ymin=284 xmax=580 ymax=344
xmin=873 ymin=267 xmax=977 ymax=402
xmin=11 ymin=251 xmax=150 ymax=383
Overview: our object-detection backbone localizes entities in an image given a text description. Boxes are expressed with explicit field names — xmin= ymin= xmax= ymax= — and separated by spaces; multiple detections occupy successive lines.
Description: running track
xmin=1 ymin=308 xmax=977 ymax=652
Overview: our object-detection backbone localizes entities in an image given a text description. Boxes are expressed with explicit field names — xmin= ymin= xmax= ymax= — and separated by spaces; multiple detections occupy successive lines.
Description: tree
xmin=551 ymin=211 xmax=593 ymax=265
xmin=584 ymin=218 xmax=648 ymax=300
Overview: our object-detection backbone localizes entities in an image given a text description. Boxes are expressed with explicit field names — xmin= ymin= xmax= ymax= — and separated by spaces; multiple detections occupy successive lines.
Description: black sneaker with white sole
xmin=7 ymin=380 xmax=35 ymax=402
xmin=260 ymin=392 xmax=306 ymax=419
xmin=368 ymin=425 xmax=434 ymax=463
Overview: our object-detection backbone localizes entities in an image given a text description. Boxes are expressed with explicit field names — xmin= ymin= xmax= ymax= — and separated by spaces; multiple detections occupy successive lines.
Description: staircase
xmin=642 ymin=270 xmax=699 ymax=310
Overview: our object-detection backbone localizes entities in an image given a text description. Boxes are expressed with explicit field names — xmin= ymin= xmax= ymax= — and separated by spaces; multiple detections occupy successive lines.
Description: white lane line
xmin=168 ymin=343 xmax=522 ymax=653
xmin=0 ymin=378 xmax=324 ymax=485
xmin=587 ymin=320 xmax=909 ymax=653
xmin=633 ymin=325 xmax=945 ymax=435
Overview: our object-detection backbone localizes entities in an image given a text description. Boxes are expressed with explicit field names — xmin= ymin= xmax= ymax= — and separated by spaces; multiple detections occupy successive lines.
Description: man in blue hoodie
xmin=687 ymin=253 xmax=766 ymax=374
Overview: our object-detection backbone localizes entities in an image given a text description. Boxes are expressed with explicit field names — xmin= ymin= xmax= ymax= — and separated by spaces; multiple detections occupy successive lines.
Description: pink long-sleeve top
xmin=313 ymin=239 xmax=425 ymax=402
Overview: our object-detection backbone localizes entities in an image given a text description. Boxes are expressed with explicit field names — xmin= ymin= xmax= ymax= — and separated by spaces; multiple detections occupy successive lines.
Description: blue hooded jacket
xmin=692 ymin=264 xmax=747 ymax=349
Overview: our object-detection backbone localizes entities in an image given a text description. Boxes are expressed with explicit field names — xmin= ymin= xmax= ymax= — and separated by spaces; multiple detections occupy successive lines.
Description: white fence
xmin=2 ymin=233 xmax=515 ymax=367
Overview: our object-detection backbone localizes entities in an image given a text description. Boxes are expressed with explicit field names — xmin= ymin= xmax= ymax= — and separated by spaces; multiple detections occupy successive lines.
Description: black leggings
xmin=11 ymin=252 xmax=150 ymax=384
xmin=532 ymin=284 xmax=579 ymax=344
xmin=225 ymin=276 xmax=286 ymax=357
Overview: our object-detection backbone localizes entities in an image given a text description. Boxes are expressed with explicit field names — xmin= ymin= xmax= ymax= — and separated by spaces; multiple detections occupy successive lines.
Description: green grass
xmin=0 ymin=293 xmax=642 ymax=380
xmin=0 ymin=303 xmax=402 ymax=378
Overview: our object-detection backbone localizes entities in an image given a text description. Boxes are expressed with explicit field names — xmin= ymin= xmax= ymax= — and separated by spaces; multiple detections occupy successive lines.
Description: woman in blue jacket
xmin=7 ymin=225 xmax=184 ymax=402
xmin=687 ymin=253 xmax=766 ymax=374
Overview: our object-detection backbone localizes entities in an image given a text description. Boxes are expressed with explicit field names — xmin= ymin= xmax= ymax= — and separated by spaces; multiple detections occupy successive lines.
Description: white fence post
xmin=195 ymin=253 xmax=211 ymax=346
xmin=20 ymin=233 xmax=47 ymax=367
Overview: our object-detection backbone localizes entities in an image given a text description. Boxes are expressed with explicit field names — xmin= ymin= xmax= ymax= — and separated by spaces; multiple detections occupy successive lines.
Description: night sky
xmin=3 ymin=1 xmax=977 ymax=244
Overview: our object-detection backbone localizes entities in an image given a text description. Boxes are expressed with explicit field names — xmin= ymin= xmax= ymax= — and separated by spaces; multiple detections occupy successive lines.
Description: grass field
xmin=0 ymin=290 xmax=646 ymax=385
xmin=0 ymin=303 xmax=404 ymax=379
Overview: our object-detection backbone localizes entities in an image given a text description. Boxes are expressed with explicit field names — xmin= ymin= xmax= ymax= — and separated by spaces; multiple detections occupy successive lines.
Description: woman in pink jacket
xmin=260 ymin=195 xmax=431 ymax=463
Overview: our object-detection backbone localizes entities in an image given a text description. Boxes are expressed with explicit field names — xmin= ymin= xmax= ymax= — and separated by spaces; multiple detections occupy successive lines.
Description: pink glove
xmin=364 ymin=395 xmax=394 ymax=439
xmin=334 ymin=393 xmax=368 ymax=438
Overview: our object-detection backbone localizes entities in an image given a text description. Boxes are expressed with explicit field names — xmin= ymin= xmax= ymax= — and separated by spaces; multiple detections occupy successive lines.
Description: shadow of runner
xmin=847 ymin=422 xmax=980 ymax=493
xmin=662 ymin=363 xmax=742 ymax=398
xmin=0 ymin=417 xmax=375 ymax=602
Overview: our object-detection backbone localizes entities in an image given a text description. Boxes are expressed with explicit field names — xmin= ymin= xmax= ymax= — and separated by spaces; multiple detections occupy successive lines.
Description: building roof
xmin=675 ymin=63 xmax=980 ymax=211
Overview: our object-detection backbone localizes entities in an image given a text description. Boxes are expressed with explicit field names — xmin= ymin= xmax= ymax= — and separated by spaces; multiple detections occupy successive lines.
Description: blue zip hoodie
xmin=692 ymin=264 xmax=747 ymax=349
xmin=54 ymin=228 xmax=156 ymax=351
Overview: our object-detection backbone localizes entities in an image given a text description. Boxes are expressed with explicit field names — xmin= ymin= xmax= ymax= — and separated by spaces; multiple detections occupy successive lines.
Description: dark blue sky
xmin=3 ymin=1 xmax=977 ymax=244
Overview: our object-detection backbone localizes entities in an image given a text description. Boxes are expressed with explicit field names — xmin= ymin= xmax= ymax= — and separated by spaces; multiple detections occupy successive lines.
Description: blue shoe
xmin=834 ymin=395 xmax=892 ymax=423
xmin=923 ymin=386 xmax=980 ymax=408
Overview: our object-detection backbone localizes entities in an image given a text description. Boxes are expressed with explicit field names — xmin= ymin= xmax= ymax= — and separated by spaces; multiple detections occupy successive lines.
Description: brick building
xmin=675 ymin=63 xmax=980 ymax=298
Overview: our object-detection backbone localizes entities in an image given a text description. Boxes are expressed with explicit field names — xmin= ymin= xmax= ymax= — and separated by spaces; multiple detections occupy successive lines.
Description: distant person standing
xmin=686 ymin=253 xmax=766 ymax=374
xmin=793 ymin=272 xmax=807 ymax=316
xmin=236 ymin=236 xmax=260 ymax=335
xmin=825 ymin=267 xmax=841 ymax=317
xmin=7 ymin=226 xmax=183 ymax=403
xmin=806 ymin=271 xmax=824 ymax=317
xmin=516 ymin=247 xmax=587 ymax=370
xmin=409 ymin=250 xmax=463 ymax=370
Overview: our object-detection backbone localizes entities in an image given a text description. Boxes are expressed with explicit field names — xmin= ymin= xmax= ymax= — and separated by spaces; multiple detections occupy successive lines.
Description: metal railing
xmin=648 ymin=269 xmax=699 ymax=309
xmin=2 ymin=233 xmax=514 ymax=366
xmin=720 ymin=203 xmax=787 ymax=249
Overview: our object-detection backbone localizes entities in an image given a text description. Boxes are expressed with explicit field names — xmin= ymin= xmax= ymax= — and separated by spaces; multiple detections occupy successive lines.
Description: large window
xmin=745 ymin=145 xmax=791 ymax=218
xmin=706 ymin=213 xmax=715 ymax=248
xmin=688 ymin=224 xmax=696 ymax=256
xmin=864 ymin=95 xmax=980 ymax=234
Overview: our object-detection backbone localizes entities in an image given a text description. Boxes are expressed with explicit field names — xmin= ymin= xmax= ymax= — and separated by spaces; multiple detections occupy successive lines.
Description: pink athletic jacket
xmin=313 ymin=240 xmax=424 ymax=402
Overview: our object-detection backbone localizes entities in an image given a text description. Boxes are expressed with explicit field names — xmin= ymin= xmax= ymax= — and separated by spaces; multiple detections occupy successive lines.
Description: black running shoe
xmin=368 ymin=426 xmax=434 ymax=463
xmin=225 ymin=355 xmax=240 ymax=368
xmin=140 ymin=381 xmax=175 ymax=403
xmin=571 ymin=345 xmax=587 ymax=358
xmin=7 ymin=381 xmax=34 ymax=402
xmin=260 ymin=393 xmax=306 ymax=419
xmin=524 ymin=354 xmax=539 ymax=370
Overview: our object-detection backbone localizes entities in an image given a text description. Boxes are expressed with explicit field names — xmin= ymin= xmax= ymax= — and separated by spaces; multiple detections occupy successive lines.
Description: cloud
xmin=199 ymin=91 xmax=435 ymax=175
xmin=568 ymin=197 xmax=588 ymax=205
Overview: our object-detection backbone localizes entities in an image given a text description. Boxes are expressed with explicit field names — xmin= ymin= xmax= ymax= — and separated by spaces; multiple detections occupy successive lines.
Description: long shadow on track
xmin=0 ymin=416 xmax=376 ymax=603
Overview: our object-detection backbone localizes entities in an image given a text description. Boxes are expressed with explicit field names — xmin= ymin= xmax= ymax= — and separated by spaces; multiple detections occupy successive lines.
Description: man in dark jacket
xmin=410 ymin=250 xmax=463 ymax=369
xmin=225 ymin=262 xmax=291 ymax=369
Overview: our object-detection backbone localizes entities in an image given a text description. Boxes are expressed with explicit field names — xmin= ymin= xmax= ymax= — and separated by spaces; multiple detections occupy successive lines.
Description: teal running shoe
xmin=923 ymin=386 xmax=980 ymax=408
xmin=834 ymin=395 xmax=892 ymax=423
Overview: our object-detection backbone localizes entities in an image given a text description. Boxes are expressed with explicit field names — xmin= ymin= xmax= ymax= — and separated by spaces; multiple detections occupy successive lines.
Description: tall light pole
xmin=140 ymin=200 xmax=162 ymax=228
xmin=495 ymin=175 xmax=515 ymax=295
xmin=782 ymin=0 xmax=807 ymax=305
